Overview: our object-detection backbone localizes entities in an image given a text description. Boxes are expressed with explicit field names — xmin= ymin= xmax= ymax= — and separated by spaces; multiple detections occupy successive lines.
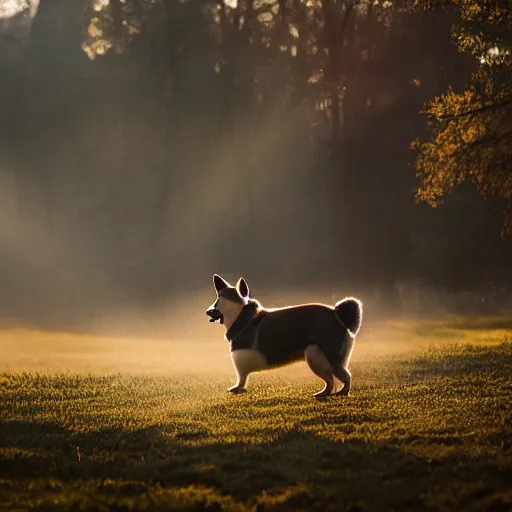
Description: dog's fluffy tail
xmin=335 ymin=297 xmax=363 ymax=336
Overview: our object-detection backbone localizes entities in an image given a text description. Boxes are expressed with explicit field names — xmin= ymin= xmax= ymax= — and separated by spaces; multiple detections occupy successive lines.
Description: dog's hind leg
xmin=333 ymin=366 xmax=351 ymax=396
xmin=305 ymin=344 xmax=334 ymax=398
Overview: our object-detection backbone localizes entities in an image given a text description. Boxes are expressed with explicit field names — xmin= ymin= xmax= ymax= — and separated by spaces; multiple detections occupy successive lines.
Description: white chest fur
xmin=231 ymin=349 xmax=268 ymax=378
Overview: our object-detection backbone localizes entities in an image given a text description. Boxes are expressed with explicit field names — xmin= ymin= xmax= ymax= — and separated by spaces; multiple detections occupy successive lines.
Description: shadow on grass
xmin=1 ymin=343 xmax=511 ymax=511
xmin=0 ymin=417 xmax=510 ymax=511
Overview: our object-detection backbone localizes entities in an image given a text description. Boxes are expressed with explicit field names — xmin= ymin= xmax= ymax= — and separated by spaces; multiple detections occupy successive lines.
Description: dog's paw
xmin=313 ymin=393 xmax=330 ymax=400
xmin=228 ymin=386 xmax=246 ymax=394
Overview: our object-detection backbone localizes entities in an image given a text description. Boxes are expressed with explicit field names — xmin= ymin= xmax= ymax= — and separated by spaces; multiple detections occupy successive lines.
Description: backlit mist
xmin=1 ymin=0 xmax=511 ymax=368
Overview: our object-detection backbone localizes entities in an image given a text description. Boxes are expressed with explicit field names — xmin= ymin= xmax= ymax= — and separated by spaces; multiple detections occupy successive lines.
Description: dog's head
xmin=206 ymin=274 xmax=250 ymax=327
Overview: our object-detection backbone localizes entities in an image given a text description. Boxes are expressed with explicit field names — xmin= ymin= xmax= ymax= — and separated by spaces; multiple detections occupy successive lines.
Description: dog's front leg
xmin=229 ymin=349 xmax=267 ymax=394
xmin=228 ymin=373 xmax=248 ymax=394
xmin=229 ymin=353 xmax=248 ymax=393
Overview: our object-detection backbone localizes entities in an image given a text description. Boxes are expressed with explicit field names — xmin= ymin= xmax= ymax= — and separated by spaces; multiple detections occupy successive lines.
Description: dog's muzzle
xmin=206 ymin=305 xmax=224 ymax=324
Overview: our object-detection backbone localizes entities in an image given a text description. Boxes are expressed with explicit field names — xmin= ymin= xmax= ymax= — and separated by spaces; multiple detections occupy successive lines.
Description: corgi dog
xmin=206 ymin=274 xmax=362 ymax=398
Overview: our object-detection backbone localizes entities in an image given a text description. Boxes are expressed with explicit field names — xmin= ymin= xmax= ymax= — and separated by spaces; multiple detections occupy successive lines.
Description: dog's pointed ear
xmin=213 ymin=274 xmax=229 ymax=293
xmin=236 ymin=277 xmax=250 ymax=299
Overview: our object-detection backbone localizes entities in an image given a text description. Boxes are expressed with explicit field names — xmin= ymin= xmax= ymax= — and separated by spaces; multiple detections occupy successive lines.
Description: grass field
xmin=0 ymin=316 xmax=511 ymax=511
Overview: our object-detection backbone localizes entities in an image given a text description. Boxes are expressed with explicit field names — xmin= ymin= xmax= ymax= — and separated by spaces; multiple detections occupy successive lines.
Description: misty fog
xmin=1 ymin=0 xmax=511 ymax=350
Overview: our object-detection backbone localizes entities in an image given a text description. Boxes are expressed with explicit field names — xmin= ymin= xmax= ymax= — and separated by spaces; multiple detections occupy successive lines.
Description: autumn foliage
xmin=413 ymin=0 xmax=512 ymax=236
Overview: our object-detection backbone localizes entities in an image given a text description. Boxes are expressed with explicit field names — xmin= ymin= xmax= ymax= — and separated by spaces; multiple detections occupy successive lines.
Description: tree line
xmin=0 ymin=0 xmax=510 ymax=325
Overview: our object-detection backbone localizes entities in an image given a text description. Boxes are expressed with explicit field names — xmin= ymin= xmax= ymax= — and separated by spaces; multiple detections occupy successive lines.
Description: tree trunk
xmin=22 ymin=0 xmax=88 ymax=235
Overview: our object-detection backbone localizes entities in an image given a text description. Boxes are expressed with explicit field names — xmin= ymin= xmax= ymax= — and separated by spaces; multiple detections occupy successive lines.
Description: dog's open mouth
xmin=206 ymin=308 xmax=224 ymax=324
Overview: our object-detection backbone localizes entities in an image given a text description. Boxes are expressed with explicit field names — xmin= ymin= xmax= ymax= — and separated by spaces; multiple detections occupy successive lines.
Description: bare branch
xmin=437 ymin=94 xmax=512 ymax=120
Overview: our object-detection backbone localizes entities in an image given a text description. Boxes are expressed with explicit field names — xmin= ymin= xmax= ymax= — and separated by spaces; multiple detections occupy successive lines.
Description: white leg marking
xmin=304 ymin=344 xmax=334 ymax=398
xmin=229 ymin=349 xmax=268 ymax=393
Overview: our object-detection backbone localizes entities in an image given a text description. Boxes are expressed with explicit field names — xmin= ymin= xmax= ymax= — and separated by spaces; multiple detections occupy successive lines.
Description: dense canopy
xmin=413 ymin=0 xmax=512 ymax=236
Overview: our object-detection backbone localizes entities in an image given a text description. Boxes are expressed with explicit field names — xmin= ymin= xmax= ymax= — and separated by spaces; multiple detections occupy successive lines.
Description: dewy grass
xmin=0 ymin=336 xmax=511 ymax=511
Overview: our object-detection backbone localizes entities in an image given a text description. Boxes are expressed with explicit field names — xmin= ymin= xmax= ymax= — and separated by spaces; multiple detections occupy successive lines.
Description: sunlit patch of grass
xmin=413 ymin=323 xmax=465 ymax=339
xmin=1 ymin=339 xmax=511 ymax=511
xmin=383 ymin=314 xmax=512 ymax=348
